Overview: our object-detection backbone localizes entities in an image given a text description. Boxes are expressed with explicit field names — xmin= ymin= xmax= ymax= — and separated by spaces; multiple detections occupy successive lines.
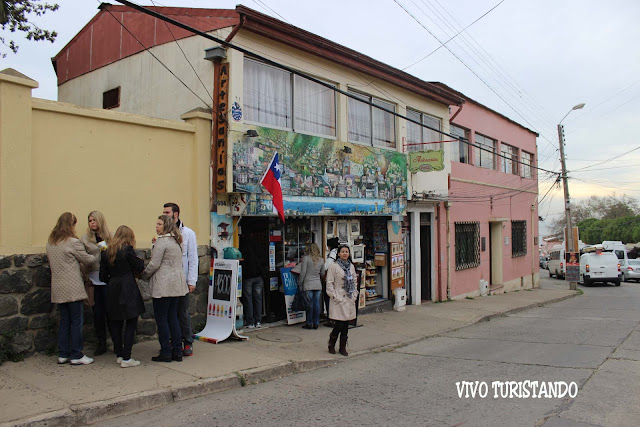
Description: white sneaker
xmin=120 ymin=358 xmax=141 ymax=368
xmin=256 ymin=322 xmax=262 ymax=328
xmin=57 ymin=357 xmax=69 ymax=364
xmin=116 ymin=357 xmax=123 ymax=364
xmin=246 ymin=324 xmax=256 ymax=329
xmin=70 ymin=355 xmax=94 ymax=365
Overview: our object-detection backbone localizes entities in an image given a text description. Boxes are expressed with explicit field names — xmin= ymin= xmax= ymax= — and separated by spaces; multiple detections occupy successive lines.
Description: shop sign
xmin=215 ymin=63 xmax=230 ymax=194
xmin=408 ymin=149 xmax=444 ymax=173
xmin=195 ymin=259 xmax=247 ymax=343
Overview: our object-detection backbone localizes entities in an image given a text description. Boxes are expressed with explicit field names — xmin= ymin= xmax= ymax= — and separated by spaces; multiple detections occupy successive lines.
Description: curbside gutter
xmin=3 ymin=291 xmax=579 ymax=426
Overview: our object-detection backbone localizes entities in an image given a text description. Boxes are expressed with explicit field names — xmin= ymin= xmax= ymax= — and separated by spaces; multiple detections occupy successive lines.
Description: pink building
xmin=407 ymin=85 xmax=540 ymax=301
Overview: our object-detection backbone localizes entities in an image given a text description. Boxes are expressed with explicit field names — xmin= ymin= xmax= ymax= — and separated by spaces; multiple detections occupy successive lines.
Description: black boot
xmin=328 ymin=333 xmax=338 ymax=354
xmin=339 ymin=335 xmax=348 ymax=356
xmin=94 ymin=340 xmax=107 ymax=356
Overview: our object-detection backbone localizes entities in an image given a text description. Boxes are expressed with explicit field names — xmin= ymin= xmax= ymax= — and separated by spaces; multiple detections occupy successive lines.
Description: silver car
xmin=621 ymin=259 xmax=640 ymax=282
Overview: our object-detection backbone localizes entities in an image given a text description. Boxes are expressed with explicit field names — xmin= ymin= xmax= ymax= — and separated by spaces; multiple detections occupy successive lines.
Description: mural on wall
xmin=231 ymin=126 xmax=407 ymax=216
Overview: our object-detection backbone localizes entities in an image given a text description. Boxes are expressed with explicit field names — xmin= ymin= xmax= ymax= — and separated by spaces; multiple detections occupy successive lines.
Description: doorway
xmin=420 ymin=213 xmax=432 ymax=301
xmin=489 ymin=221 xmax=503 ymax=286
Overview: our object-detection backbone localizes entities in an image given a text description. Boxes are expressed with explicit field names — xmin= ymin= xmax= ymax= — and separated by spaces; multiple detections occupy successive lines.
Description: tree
xmin=0 ymin=0 xmax=59 ymax=58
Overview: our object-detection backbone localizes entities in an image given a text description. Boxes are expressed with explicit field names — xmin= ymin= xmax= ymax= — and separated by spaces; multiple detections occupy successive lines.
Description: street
xmin=97 ymin=272 xmax=640 ymax=427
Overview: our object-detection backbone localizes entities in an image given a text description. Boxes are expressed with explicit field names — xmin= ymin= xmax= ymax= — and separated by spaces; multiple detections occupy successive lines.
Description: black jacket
xmin=100 ymin=245 xmax=145 ymax=320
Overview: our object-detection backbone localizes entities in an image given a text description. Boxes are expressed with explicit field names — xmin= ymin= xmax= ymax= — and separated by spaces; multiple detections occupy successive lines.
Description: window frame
xmin=521 ymin=151 xmax=533 ymax=179
xmin=511 ymin=220 xmax=527 ymax=257
xmin=455 ymin=222 xmax=481 ymax=270
xmin=450 ymin=124 xmax=469 ymax=164
xmin=500 ymin=142 xmax=519 ymax=175
xmin=102 ymin=87 xmax=120 ymax=110
xmin=243 ymin=58 xmax=337 ymax=139
xmin=474 ymin=133 xmax=496 ymax=170
xmin=406 ymin=108 xmax=442 ymax=152
xmin=347 ymin=89 xmax=396 ymax=149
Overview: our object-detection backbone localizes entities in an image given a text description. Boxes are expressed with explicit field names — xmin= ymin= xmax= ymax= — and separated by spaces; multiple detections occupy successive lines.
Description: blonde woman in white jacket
xmin=325 ymin=245 xmax=358 ymax=356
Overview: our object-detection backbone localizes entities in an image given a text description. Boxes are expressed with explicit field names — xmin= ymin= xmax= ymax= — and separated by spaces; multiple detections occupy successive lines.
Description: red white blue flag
xmin=260 ymin=152 xmax=285 ymax=223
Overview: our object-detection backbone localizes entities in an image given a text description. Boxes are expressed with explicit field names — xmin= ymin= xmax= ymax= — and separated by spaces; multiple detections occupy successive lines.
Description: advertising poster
xmin=280 ymin=267 xmax=306 ymax=325
xmin=565 ymin=252 xmax=580 ymax=282
xmin=194 ymin=259 xmax=247 ymax=343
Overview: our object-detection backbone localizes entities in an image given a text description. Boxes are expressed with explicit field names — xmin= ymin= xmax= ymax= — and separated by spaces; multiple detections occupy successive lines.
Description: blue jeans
xmin=177 ymin=293 xmax=193 ymax=345
xmin=153 ymin=297 xmax=182 ymax=357
xmin=58 ymin=301 xmax=84 ymax=360
xmin=243 ymin=276 xmax=263 ymax=326
xmin=305 ymin=290 xmax=321 ymax=326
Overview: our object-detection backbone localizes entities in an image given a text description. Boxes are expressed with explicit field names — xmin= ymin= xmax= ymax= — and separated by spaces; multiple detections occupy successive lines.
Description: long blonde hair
xmin=107 ymin=225 xmax=136 ymax=265
xmin=307 ymin=243 xmax=322 ymax=263
xmin=48 ymin=212 xmax=77 ymax=244
xmin=86 ymin=211 xmax=112 ymax=244
xmin=158 ymin=215 xmax=183 ymax=246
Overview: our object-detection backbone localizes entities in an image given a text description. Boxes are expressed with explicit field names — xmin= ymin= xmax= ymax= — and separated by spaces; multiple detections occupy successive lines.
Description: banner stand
xmin=195 ymin=259 xmax=248 ymax=343
xmin=280 ymin=267 xmax=306 ymax=325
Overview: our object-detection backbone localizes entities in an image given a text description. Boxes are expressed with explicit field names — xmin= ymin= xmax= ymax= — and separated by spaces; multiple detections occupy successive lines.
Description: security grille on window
xmin=521 ymin=151 xmax=533 ymax=179
xmin=103 ymin=87 xmax=120 ymax=110
xmin=243 ymin=59 xmax=336 ymax=137
xmin=450 ymin=124 xmax=469 ymax=163
xmin=500 ymin=143 xmax=518 ymax=175
xmin=348 ymin=90 xmax=396 ymax=148
xmin=474 ymin=133 xmax=496 ymax=169
xmin=512 ymin=221 xmax=527 ymax=257
xmin=455 ymin=222 xmax=480 ymax=270
xmin=407 ymin=109 xmax=442 ymax=152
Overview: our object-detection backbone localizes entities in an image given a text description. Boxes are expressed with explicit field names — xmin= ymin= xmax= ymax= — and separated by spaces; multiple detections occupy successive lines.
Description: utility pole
xmin=557 ymin=124 xmax=576 ymax=290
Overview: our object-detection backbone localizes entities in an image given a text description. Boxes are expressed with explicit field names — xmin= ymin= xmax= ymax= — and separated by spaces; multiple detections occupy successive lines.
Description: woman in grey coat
xmin=141 ymin=215 xmax=188 ymax=363
xmin=299 ymin=243 xmax=325 ymax=329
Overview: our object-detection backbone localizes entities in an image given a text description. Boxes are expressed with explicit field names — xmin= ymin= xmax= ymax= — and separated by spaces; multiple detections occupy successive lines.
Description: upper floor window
xmin=500 ymin=143 xmax=518 ymax=175
xmin=243 ymin=59 xmax=336 ymax=138
xmin=407 ymin=109 xmax=442 ymax=152
xmin=521 ymin=151 xmax=533 ymax=178
xmin=348 ymin=90 xmax=396 ymax=148
xmin=450 ymin=124 xmax=469 ymax=163
xmin=103 ymin=87 xmax=120 ymax=109
xmin=474 ymin=133 xmax=496 ymax=169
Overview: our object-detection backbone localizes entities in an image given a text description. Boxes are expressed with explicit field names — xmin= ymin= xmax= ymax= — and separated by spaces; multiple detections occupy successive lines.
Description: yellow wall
xmin=0 ymin=71 xmax=212 ymax=254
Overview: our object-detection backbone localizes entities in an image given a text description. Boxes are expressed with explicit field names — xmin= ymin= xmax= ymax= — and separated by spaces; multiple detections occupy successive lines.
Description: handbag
xmin=291 ymin=289 xmax=310 ymax=312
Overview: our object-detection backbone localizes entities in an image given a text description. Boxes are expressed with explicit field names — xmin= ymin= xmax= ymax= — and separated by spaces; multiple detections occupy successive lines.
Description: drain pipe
xmin=435 ymin=202 xmax=442 ymax=301
xmin=531 ymin=203 xmax=536 ymax=288
xmin=445 ymin=201 xmax=451 ymax=300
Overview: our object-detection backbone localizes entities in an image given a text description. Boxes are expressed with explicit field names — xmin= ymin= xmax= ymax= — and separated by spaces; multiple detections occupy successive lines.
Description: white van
xmin=548 ymin=244 xmax=565 ymax=279
xmin=579 ymin=252 xmax=621 ymax=286
xmin=602 ymin=241 xmax=629 ymax=263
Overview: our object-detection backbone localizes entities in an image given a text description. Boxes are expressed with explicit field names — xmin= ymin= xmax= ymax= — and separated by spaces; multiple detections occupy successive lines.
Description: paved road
xmin=99 ymin=273 xmax=640 ymax=427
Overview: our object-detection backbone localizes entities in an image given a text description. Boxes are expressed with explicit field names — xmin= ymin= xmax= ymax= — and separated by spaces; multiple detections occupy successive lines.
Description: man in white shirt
xmin=163 ymin=203 xmax=198 ymax=356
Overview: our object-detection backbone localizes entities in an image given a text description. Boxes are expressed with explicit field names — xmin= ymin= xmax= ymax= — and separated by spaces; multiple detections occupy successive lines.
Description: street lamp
xmin=557 ymin=103 xmax=585 ymax=290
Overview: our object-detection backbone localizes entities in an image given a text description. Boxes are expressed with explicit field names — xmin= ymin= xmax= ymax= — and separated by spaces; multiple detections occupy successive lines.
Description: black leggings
xmin=110 ymin=317 xmax=138 ymax=360
xmin=331 ymin=320 xmax=349 ymax=338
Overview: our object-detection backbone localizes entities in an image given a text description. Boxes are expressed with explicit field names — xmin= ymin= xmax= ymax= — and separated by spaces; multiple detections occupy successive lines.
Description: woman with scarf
xmin=325 ymin=244 xmax=359 ymax=356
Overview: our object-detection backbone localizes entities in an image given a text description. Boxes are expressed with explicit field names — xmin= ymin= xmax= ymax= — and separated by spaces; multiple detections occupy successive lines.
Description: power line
xmin=571 ymin=146 xmax=640 ymax=172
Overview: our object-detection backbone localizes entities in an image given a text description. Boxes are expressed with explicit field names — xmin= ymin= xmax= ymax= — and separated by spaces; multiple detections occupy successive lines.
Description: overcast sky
xmin=2 ymin=0 xmax=639 ymax=235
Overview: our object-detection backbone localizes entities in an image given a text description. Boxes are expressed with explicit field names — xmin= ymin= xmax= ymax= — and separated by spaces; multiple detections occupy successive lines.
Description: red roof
xmin=52 ymin=4 xmax=239 ymax=85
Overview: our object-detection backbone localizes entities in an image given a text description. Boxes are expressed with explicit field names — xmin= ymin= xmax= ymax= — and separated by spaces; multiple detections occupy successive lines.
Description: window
xmin=521 ymin=151 xmax=533 ymax=178
xmin=243 ymin=59 xmax=336 ymax=137
xmin=511 ymin=221 xmax=527 ymax=257
xmin=103 ymin=87 xmax=120 ymax=109
xmin=406 ymin=109 xmax=442 ymax=152
xmin=455 ymin=222 xmax=480 ymax=270
xmin=450 ymin=124 xmax=469 ymax=163
xmin=474 ymin=133 xmax=496 ymax=169
xmin=500 ymin=143 xmax=518 ymax=175
xmin=348 ymin=90 xmax=396 ymax=148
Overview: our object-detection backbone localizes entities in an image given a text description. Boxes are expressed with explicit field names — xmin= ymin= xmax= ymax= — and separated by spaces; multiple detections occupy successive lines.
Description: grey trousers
xmin=177 ymin=293 xmax=194 ymax=345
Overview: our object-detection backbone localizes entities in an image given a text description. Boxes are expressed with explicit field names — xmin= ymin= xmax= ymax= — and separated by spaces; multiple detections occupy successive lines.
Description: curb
xmin=3 ymin=291 xmax=579 ymax=426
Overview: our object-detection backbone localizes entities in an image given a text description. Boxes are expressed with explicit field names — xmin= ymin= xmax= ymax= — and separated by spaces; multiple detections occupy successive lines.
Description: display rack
xmin=365 ymin=260 xmax=378 ymax=300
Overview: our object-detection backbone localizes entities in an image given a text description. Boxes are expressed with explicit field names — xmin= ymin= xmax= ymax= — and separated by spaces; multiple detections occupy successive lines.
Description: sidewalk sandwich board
xmin=280 ymin=267 xmax=306 ymax=325
xmin=195 ymin=258 xmax=248 ymax=343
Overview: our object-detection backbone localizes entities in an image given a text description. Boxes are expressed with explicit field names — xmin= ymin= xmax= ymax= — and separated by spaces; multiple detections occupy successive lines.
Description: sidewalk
xmin=0 ymin=285 xmax=577 ymax=426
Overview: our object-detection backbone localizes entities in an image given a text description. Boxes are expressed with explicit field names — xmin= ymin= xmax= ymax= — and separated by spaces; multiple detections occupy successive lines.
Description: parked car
xmin=539 ymin=255 xmax=549 ymax=270
xmin=548 ymin=244 xmax=565 ymax=279
xmin=621 ymin=259 xmax=640 ymax=282
xmin=579 ymin=252 xmax=621 ymax=286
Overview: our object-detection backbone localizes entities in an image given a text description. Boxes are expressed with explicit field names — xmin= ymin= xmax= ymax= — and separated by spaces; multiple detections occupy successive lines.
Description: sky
xmin=2 ymin=0 xmax=640 ymax=236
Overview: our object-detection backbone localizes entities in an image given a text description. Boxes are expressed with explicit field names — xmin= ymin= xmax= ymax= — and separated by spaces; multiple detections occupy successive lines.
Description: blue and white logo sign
xmin=231 ymin=102 xmax=242 ymax=121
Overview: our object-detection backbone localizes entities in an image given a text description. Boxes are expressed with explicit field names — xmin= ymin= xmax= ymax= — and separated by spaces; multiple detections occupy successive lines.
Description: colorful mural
xmin=231 ymin=126 xmax=407 ymax=216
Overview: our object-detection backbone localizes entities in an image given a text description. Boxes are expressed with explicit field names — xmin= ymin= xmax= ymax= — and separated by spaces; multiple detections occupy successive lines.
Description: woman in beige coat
xmin=325 ymin=244 xmax=358 ymax=356
xmin=46 ymin=212 xmax=98 ymax=365
xmin=141 ymin=215 xmax=188 ymax=362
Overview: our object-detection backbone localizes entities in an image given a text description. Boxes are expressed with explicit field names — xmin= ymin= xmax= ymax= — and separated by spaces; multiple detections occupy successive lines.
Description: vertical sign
xmin=215 ymin=62 xmax=230 ymax=194
xmin=280 ymin=267 xmax=306 ymax=325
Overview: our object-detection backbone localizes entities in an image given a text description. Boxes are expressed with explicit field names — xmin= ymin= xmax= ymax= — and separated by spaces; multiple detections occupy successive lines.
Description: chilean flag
xmin=260 ymin=152 xmax=285 ymax=223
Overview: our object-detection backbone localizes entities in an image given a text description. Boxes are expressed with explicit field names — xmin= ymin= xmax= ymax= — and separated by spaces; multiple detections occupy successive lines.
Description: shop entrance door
xmin=420 ymin=214 xmax=432 ymax=301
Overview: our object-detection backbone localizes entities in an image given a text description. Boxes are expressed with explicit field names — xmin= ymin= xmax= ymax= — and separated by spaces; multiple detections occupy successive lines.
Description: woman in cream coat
xmin=325 ymin=244 xmax=358 ymax=356
xmin=47 ymin=212 xmax=98 ymax=365
xmin=141 ymin=215 xmax=188 ymax=362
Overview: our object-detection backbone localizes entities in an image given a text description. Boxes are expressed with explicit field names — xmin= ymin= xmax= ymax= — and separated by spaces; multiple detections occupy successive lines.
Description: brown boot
xmin=328 ymin=333 xmax=338 ymax=354
xmin=339 ymin=335 xmax=348 ymax=356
